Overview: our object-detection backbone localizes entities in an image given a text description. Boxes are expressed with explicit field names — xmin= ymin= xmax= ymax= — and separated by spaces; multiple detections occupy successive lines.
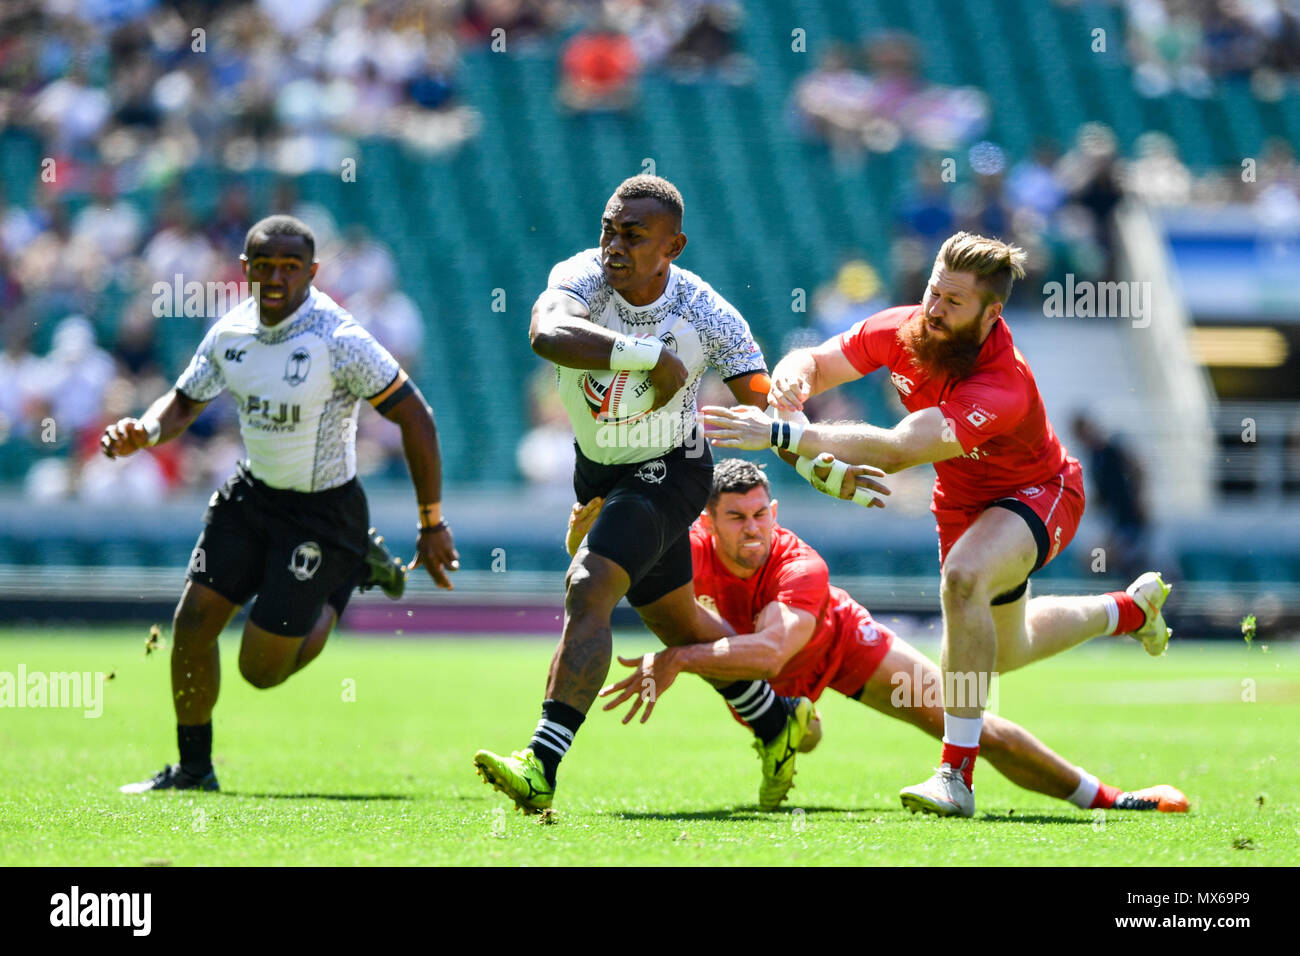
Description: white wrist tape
xmin=796 ymin=453 xmax=879 ymax=508
xmin=141 ymin=417 xmax=162 ymax=446
xmin=609 ymin=334 xmax=663 ymax=371
xmin=796 ymin=453 xmax=846 ymax=496
xmin=851 ymin=487 xmax=882 ymax=509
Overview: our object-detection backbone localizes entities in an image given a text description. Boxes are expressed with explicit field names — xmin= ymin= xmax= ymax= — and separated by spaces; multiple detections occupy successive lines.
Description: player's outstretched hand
xmin=566 ymin=497 xmax=603 ymax=558
xmin=598 ymin=651 xmax=681 ymax=725
xmin=408 ymin=525 xmax=460 ymax=589
xmin=647 ymin=348 xmax=688 ymax=411
xmin=697 ymin=404 xmax=775 ymax=450
xmin=809 ymin=452 xmax=891 ymax=507
xmin=768 ymin=357 xmax=814 ymax=412
xmin=100 ymin=418 xmax=149 ymax=459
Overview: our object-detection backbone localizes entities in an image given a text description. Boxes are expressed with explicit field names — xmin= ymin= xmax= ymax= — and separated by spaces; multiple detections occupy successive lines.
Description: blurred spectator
xmin=809 ymin=257 xmax=890 ymax=342
xmin=206 ymin=183 xmax=255 ymax=258
xmin=76 ymin=377 xmax=171 ymax=504
xmin=559 ymin=24 xmax=640 ymax=112
xmin=1055 ymin=122 xmax=1125 ymax=280
xmin=1007 ymin=141 xmax=1067 ymax=219
xmin=1121 ymin=131 xmax=1193 ymax=206
xmin=613 ymin=0 xmax=750 ymax=83
xmin=318 ymin=227 xmax=397 ymax=304
xmin=793 ymin=33 xmax=989 ymax=160
xmin=0 ymin=325 xmax=44 ymax=443
xmin=72 ymin=173 xmax=144 ymax=264
xmin=1123 ymin=0 xmax=1300 ymax=96
xmin=1072 ymin=411 xmax=1151 ymax=582
xmin=518 ymin=368 xmax=576 ymax=496
xmin=342 ymin=258 xmax=426 ymax=373
xmin=897 ymin=156 xmax=957 ymax=244
xmin=141 ymin=201 xmax=219 ymax=285
xmin=37 ymin=316 xmax=117 ymax=439
xmin=462 ymin=0 xmax=561 ymax=43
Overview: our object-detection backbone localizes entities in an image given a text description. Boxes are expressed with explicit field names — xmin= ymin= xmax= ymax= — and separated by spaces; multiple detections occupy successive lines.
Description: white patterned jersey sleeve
xmin=691 ymin=281 xmax=766 ymax=380
xmin=546 ymin=249 xmax=611 ymax=314
xmin=329 ymin=319 xmax=402 ymax=399
xmin=175 ymin=322 xmax=226 ymax=402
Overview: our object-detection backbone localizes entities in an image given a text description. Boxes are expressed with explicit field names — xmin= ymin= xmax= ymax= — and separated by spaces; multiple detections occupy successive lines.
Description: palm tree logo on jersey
xmin=284 ymin=348 xmax=311 ymax=386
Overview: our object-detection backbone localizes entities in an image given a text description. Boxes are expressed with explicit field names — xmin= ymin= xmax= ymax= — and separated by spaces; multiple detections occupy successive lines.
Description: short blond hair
xmin=936 ymin=231 xmax=1027 ymax=306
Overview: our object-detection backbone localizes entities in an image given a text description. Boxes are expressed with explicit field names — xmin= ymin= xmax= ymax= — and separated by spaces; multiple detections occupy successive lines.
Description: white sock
xmin=1099 ymin=594 xmax=1120 ymax=635
xmin=942 ymin=713 xmax=984 ymax=748
xmin=1068 ymin=769 xmax=1101 ymax=809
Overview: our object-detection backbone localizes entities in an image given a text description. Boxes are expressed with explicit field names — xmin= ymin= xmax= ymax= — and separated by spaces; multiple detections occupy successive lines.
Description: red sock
xmin=941 ymin=743 xmax=979 ymax=788
xmin=1090 ymin=782 xmax=1121 ymax=809
xmin=1108 ymin=591 xmax=1147 ymax=634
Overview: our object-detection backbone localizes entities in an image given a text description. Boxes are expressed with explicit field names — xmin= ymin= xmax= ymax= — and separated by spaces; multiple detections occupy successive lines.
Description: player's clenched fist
xmin=100 ymin=418 xmax=150 ymax=458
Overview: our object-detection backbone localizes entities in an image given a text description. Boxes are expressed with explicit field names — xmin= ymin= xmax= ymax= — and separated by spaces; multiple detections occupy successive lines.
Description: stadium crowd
xmin=1120 ymin=0 xmax=1300 ymax=97
xmin=3 ymin=0 xmax=1299 ymax=501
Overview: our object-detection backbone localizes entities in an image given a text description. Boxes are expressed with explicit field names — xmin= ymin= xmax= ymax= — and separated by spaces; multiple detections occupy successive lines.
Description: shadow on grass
xmin=610 ymin=805 xmax=862 ymax=822
xmin=220 ymin=791 xmax=413 ymax=801
xmin=978 ymin=812 xmax=1090 ymax=825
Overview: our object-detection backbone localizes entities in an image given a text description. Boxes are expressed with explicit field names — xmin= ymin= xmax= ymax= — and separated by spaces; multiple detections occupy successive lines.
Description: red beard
xmin=898 ymin=310 xmax=986 ymax=381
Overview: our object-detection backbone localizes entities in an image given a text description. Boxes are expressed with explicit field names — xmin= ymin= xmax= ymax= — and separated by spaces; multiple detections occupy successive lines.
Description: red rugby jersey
xmin=690 ymin=521 xmax=869 ymax=685
xmin=837 ymin=305 xmax=1069 ymax=510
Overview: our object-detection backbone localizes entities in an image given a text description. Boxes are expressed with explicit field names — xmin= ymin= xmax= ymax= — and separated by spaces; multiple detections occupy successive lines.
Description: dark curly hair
xmin=244 ymin=214 xmax=316 ymax=261
xmin=707 ymin=458 xmax=771 ymax=510
xmin=612 ymin=175 xmax=684 ymax=229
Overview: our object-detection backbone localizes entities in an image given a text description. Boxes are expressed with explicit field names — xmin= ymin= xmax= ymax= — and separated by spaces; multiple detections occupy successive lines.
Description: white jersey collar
xmin=257 ymin=287 xmax=318 ymax=340
xmin=611 ymin=266 xmax=678 ymax=313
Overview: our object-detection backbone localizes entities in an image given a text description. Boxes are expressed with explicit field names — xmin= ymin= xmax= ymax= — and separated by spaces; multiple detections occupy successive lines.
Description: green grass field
xmin=1 ymin=627 xmax=1296 ymax=866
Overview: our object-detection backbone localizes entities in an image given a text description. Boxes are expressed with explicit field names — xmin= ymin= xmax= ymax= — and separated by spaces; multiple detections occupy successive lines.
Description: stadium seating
xmin=3 ymin=0 xmax=1296 ymax=590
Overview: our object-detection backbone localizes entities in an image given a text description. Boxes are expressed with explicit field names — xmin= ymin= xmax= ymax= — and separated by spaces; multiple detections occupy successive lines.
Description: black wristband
xmin=770 ymin=421 xmax=780 ymax=448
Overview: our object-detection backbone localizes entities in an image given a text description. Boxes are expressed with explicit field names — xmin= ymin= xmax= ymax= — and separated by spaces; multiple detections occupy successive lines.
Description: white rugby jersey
xmin=548 ymin=249 xmax=766 ymax=464
xmin=175 ymin=287 xmax=400 ymax=492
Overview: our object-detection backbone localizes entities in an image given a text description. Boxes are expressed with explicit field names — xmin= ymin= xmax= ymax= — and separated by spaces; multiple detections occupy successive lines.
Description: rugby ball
xmin=583 ymin=368 xmax=656 ymax=423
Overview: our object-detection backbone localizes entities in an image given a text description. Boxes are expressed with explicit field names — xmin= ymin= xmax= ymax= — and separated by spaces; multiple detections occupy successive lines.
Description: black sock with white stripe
xmin=718 ymin=681 xmax=789 ymax=744
xmin=528 ymin=699 xmax=585 ymax=788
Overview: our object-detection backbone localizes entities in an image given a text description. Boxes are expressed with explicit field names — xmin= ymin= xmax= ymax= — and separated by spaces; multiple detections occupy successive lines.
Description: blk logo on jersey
xmin=244 ymin=395 xmax=301 ymax=429
xmin=284 ymin=348 xmax=311 ymax=386
xmin=635 ymin=460 xmax=667 ymax=484
xmin=660 ymin=331 xmax=678 ymax=353
xmin=224 ymin=348 xmax=246 ymax=362
xmin=288 ymin=542 xmax=322 ymax=581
